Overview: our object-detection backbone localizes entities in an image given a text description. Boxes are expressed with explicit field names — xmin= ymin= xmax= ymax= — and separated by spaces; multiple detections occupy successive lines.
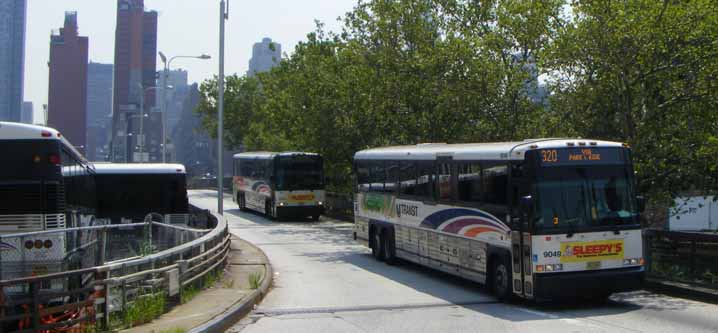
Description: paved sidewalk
xmin=125 ymin=235 xmax=269 ymax=333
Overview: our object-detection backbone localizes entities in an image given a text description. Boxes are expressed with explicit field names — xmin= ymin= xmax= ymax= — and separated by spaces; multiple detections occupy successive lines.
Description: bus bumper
xmin=276 ymin=205 xmax=325 ymax=218
xmin=533 ymin=266 xmax=645 ymax=300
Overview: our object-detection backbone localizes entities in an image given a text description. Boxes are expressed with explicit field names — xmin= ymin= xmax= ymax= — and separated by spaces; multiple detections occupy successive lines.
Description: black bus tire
xmin=492 ymin=256 xmax=512 ymax=301
xmin=382 ymin=229 xmax=397 ymax=265
xmin=371 ymin=229 xmax=385 ymax=261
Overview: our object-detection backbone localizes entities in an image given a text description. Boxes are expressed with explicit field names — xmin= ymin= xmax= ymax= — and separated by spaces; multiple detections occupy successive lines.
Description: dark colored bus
xmin=93 ymin=163 xmax=189 ymax=225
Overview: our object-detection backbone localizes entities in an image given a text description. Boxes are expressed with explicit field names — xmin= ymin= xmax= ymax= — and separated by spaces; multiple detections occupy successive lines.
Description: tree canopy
xmin=196 ymin=0 xmax=718 ymax=222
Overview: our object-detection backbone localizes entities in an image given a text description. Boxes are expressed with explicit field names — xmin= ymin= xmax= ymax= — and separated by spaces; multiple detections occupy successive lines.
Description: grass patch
xmin=119 ymin=292 xmax=167 ymax=328
xmin=248 ymin=272 xmax=262 ymax=290
xmin=180 ymin=268 xmax=224 ymax=304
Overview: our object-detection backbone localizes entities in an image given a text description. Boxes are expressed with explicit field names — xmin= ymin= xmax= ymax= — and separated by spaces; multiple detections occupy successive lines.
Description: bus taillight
xmin=49 ymin=154 xmax=61 ymax=165
xmin=41 ymin=130 xmax=52 ymax=137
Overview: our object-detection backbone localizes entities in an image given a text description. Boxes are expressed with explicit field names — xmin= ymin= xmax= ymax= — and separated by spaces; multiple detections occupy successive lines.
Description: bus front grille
xmin=0 ymin=214 xmax=44 ymax=233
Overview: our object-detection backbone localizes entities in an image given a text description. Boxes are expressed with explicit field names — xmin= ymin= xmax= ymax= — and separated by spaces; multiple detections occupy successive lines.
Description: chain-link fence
xmin=0 ymin=207 xmax=227 ymax=332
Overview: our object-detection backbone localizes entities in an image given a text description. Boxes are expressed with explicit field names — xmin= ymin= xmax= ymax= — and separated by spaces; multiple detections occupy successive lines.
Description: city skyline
xmin=24 ymin=0 xmax=357 ymax=123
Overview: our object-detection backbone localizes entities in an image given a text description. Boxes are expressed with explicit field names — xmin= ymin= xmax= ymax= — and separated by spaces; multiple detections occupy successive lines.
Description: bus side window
xmin=356 ymin=161 xmax=370 ymax=192
xmin=483 ymin=164 xmax=508 ymax=206
xmin=398 ymin=161 xmax=416 ymax=196
xmin=414 ymin=162 xmax=434 ymax=201
xmin=369 ymin=161 xmax=386 ymax=192
xmin=436 ymin=162 xmax=452 ymax=201
xmin=386 ymin=160 xmax=400 ymax=194
xmin=457 ymin=163 xmax=482 ymax=202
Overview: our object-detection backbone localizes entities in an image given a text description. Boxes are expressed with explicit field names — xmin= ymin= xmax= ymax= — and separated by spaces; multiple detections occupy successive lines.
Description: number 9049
xmin=543 ymin=251 xmax=561 ymax=258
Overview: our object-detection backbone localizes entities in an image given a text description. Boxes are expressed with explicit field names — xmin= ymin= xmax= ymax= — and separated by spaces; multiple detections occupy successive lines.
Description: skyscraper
xmin=47 ymin=12 xmax=89 ymax=152
xmin=86 ymin=62 xmax=114 ymax=161
xmin=247 ymin=37 xmax=281 ymax=76
xmin=160 ymin=68 xmax=189 ymax=134
xmin=0 ymin=0 xmax=26 ymax=122
xmin=110 ymin=0 xmax=159 ymax=163
xmin=21 ymin=101 xmax=32 ymax=124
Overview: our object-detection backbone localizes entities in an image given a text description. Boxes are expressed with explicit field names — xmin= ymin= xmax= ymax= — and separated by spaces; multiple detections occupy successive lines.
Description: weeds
xmin=248 ymin=272 xmax=262 ymax=290
xmin=180 ymin=268 xmax=225 ymax=304
xmin=121 ymin=292 xmax=166 ymax=328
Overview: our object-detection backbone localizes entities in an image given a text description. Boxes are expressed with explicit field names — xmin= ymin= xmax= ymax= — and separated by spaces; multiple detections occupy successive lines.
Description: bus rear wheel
xmin=371 ymin=230 xmax=385 ymax=261
xmin=492 ymin=256 xmax=512 ymax=301
xmin=382 ymin=230 xmax=397 ymax=265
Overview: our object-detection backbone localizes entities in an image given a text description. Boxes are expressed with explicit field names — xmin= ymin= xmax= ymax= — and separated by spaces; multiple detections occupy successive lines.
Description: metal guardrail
xmin=0 ymin=206 xmax=229 ymax=332
xmin=645 ymin=229 xmax=718 ymax=289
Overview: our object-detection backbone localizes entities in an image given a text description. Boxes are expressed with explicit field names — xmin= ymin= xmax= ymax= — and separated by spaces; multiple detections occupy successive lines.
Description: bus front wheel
xmin=492 ymin=256 xmax=512 ymax=301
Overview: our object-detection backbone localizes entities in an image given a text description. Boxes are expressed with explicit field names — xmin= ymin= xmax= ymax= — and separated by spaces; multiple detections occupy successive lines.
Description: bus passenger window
xmin=399 ymin=161 xmax=416 ymax=195
xmin=414 ymin=162 xmax=434 ymax=200
xmin=457 ymin=163 xmax=482 ymax=202
xmin=386 ymin=161 xmax=400 ymax=193
xmin=437 ymin=163 xmax=452 ymax=201
xmin=369 ymin=161 xmax=387 ymax=192
xmin=356 ymin=161 xmax=371 ymax=192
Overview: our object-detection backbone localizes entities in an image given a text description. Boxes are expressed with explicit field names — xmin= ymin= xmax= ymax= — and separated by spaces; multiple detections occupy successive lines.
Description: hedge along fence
xmin=644 ymin=229 xmax=718 ymax=288
xmin=0 ymin=206 xmax=229 ymax=332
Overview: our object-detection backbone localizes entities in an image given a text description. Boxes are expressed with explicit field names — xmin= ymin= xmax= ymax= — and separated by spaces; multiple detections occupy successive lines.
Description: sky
xmin=24 ymin=0 xmax=357 ymax=122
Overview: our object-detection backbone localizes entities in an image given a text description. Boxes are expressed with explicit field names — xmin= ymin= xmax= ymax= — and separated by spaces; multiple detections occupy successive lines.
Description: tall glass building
xmin=0 ymin=0 xmax=26 ymax=122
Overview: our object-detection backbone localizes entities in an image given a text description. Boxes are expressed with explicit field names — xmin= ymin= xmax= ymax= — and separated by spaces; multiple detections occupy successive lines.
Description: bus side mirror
xmin=637 ymin=196 xmax=646 ymax=213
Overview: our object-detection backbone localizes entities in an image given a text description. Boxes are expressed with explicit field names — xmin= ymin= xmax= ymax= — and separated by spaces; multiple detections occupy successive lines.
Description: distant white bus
xmin=233 ymin=152 xmax=325 ymax=221
xmin=354 ymin=139 xmax=645 ymax=300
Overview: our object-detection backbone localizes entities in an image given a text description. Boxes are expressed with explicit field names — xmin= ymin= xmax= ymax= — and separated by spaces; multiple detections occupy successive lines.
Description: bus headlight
xmin=279 ymin=202 xmax=285 ymax=207
xmin=318 ymin=201 xmax=323 ymax=206
xmin=623 ymin=258 xmax=644 ymax=266
xmin=536 ymin=264 xmax=563 ymax=272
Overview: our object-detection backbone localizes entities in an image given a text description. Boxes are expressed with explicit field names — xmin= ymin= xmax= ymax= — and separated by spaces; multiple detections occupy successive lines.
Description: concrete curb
xmin=646 ymin=278 xmax=718 ymax=304
xmin=189 ymin=231 xmax=273 ymax=333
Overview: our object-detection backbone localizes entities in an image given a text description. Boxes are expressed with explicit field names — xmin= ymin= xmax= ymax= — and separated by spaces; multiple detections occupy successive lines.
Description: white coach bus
xmin=353 ymin=139 xmax=645 ymax=300
xmin=233 ymin=152 xmax=325 ymax=221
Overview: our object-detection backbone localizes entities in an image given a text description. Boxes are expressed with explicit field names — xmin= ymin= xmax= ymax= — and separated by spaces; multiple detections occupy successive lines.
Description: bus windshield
xmin=532 ymin=166 xmax=639 ymax=232
xmin=275 ymin=156 xmax=323 ymax=191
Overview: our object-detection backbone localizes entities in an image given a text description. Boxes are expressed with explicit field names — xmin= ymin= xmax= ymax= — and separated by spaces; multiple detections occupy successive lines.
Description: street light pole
xmin=159 ymin=53 xmax=211 ymax=163
xmin=218 ymin=0 xmax=228 ymax=215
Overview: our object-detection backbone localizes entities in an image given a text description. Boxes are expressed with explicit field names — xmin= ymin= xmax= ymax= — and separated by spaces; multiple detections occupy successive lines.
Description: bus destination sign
xmin=538 ymin=147 xmax=625 ymax=166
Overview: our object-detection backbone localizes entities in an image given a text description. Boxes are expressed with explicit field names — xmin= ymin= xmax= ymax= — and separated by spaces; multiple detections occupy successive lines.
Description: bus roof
xmin=354 ymin=139 xmax=625 ymax=161
xmin=0 ymin=121 xmax=88 ymax=164
xmin=233 ymin=151 xmax=321 ymax=160
xmin=93 ymin=163 xmax=186 ymax=175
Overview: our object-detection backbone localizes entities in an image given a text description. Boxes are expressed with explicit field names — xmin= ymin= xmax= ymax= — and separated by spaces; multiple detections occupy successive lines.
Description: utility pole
xmin=218 ymin=0 xmax=228 ymax=215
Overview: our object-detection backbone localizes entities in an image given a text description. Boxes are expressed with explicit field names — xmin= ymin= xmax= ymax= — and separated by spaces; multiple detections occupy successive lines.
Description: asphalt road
xmin=189 ymin=190 xmax=718 ymax=333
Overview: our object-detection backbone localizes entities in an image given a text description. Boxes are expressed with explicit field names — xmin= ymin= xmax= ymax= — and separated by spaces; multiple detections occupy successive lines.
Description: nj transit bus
xmin=0 ymin=122 xmax=97 ymax=283
xmin=233 ymin=152 xmax=325 ymax=221
xmin=353 ymin=139 xmax=645 ymax=300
